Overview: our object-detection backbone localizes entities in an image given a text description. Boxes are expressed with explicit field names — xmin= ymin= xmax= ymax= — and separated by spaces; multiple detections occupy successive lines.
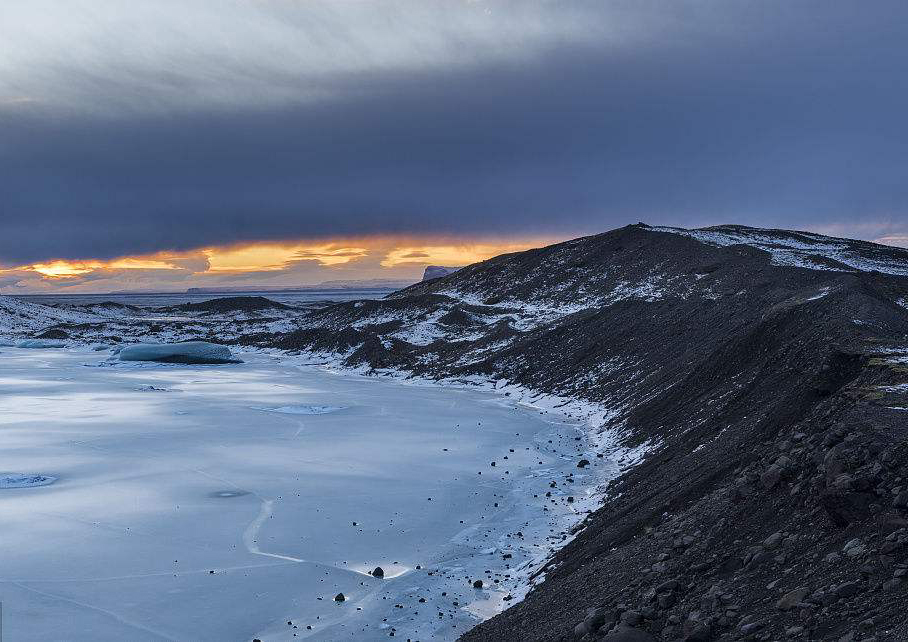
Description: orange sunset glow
xmin=29 ymin=258 xmax=183 ymax=278
xmin=202 ymin=243 xmax=371 ymax=273
xmin=0 ymin=237 xmax=549 ymax=292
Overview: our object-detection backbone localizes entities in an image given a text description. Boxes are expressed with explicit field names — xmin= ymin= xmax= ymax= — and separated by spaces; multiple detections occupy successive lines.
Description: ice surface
xmin=119 ymin=341 xmax=241 ymax=364
xmin=256 ymin=404 xmax=346 ymax=415
xmin=0 ymin=348 xmax=619 ymax=641
xmin=0 ymin=473 xmax=57 ymax=488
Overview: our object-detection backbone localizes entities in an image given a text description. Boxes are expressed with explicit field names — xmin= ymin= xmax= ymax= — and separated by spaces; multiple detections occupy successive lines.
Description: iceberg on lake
xmin=118 ymin=341 xmax=241 ymax=364
xmin=17 ymin=339 xmax=66 ymax=349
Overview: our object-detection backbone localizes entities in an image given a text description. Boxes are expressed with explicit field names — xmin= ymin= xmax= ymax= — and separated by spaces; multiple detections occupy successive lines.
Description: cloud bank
xmin=1 ymin=0 xmax=907 ymax=266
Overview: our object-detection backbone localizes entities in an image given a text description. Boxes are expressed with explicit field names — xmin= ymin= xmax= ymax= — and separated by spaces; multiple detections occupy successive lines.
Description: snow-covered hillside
xmin=0 ymin=294 xmax=100 ymax=336
xmin=0 ymin=294 xmax=309 ymax=344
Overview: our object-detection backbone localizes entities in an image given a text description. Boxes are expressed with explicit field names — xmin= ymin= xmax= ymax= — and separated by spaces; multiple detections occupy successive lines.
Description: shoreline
xmin=254 ymin=347 xmax=650 ymax=639
xmin=0 ymin=344 xmax=637 ymax=641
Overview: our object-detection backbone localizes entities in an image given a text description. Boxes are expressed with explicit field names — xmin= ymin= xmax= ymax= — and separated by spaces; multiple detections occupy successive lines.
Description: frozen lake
xmin=0 ymin=348 xmax=609 ymax=641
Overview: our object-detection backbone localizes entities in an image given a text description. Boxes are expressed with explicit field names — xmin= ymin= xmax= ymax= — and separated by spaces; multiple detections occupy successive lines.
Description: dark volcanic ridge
xmin=3 ymin=223 xmax=908 ymax=641
xmin=244 ymin=224 xmax=908 ymax=642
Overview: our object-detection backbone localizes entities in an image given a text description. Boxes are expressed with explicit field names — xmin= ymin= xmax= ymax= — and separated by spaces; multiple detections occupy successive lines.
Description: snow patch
xmin=608 ymin=278 xmax=666 ymax=303
xmin=805 ymin=287 xmax=832 ymax=301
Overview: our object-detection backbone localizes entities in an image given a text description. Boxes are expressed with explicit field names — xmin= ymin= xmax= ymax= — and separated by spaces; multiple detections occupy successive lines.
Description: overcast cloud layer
xmin=1 ymin=0 xmax=907 ymax=264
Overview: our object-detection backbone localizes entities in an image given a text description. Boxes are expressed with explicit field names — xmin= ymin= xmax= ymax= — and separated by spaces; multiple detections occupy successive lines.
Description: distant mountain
xmin=310 ymin=278 xmax=417 ymax=290
xmin=421 ymin=265 xmax=460 ymax=281
xmin=167 ymin=296 xmax=292 ymax=314
xmin=185 ymin=278 xmax=415 ymax=294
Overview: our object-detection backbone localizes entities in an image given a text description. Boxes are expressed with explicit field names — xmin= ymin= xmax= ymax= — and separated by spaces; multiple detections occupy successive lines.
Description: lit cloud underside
xmin=29 ymin=258 xmax=183 ymax=278
xmin=381 ymin=243 xmax=538 ymax=268
xmin=203 ymin=243 xmax=370 ymax=273
xmin=0 ymin=237 xmax=548 ymax=293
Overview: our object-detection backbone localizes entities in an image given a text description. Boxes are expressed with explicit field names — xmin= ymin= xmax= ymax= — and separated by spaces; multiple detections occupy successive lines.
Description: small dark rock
xmin=834 ymin=580 xmax=862 ymax=599
xmin=601 ymin=626 xmax=657 ymax=642
xmin=777 ymin=587 xmax=809 ymax=611
xmin=620 ymin=610 xmax=642 ymax=626
xmin=684 ymin=623 xmax=711 ymax=641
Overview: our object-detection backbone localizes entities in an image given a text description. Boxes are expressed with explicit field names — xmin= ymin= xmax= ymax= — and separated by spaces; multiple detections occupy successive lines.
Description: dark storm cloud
xmin=1 ymin=0 xmax=907 ymax=263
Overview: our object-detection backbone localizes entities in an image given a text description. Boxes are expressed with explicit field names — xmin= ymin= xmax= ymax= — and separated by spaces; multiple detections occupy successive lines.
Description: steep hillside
xmin=255 ymin=225 xmax=908 ymax=413
xmin=246 ymin=224 xmax=908 ymax=641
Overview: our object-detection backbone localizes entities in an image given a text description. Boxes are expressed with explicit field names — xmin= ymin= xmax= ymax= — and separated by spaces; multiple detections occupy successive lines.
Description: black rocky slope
xmin=165 ymin=295 xmax=292 ymax=314
xmin=246 ymin=224 xmax=908 ymax=641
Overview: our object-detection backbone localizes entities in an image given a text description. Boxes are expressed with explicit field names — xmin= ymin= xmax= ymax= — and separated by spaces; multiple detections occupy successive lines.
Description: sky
xmin=1 ymin=1 xmax=907 ymax=293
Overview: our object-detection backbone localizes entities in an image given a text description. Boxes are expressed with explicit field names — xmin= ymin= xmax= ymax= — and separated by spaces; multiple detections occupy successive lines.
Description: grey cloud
xmin=1 ymin=1 xmax=907 ymax=263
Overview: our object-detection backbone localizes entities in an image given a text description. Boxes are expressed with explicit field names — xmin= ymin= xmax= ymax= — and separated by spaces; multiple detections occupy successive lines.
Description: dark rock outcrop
xmin=422 ymin=265 xmax=460 ymax=281
xmin=169 ymin=296 xmax=290 ymax=314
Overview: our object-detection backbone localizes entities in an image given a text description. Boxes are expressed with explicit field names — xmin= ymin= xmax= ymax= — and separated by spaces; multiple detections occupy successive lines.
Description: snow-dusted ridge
xmin=651 ymin=224 xmax=908 ymax=275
